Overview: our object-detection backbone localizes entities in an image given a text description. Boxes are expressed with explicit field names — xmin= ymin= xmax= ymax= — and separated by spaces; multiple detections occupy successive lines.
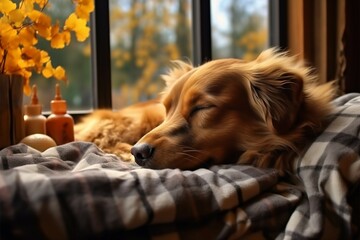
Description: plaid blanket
xmin=1 ymin=94 xmax=360 ymax=240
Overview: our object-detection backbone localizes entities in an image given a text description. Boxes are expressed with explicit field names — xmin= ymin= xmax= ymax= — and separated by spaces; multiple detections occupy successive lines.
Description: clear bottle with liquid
xmin=46 ymin=84 xmax=74 ymax=145
xmin=24 ymin=85 xmax=46 ymax=136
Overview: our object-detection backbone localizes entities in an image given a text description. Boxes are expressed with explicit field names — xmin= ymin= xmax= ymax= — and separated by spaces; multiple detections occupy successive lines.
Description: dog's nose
xmin=131 ymin=143 xmax=154 ymax=166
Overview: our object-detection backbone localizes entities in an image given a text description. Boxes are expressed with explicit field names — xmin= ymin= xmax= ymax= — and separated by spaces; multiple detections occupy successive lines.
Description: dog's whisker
xmin=183 ymin=150 xmax=202 ymax=154
xmin=175 ymin=145 xmax=206 ymax=163
xmin=176 ymin=151 xmax=200 ymax=161
xmin=180 ymin=146 xmax=206 ymax=155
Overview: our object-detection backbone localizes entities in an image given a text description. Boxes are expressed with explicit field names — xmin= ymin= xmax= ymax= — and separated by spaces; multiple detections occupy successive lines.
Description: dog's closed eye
xmin=189 ymin=105 xmax=215 ymax=118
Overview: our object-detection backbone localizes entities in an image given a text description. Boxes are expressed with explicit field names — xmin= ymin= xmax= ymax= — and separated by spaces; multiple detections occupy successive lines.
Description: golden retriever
xmin=75 ymin=48 xmax=336 ymax=174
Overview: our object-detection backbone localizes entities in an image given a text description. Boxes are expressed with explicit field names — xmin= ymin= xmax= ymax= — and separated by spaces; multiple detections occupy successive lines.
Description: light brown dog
xmin=75 ymin=48 xmax=336 ymax=174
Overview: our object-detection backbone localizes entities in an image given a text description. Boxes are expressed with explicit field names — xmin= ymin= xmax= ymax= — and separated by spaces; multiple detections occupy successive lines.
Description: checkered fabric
xmin=222 ymin=93 xmax=360 ymax=240
xmin=0 ymin=94 xmax=359 ymax=240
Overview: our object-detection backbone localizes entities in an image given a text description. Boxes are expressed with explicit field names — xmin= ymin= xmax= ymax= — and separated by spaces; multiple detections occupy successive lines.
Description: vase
xmin=0 ymin=74 xmax=25 ymax=149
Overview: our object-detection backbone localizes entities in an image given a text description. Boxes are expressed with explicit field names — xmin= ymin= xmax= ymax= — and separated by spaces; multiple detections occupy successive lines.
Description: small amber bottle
xmin=46 ymin=84 xmax=74 ymax=145
xmin=24 ymin=85 xmax=47 ymax=136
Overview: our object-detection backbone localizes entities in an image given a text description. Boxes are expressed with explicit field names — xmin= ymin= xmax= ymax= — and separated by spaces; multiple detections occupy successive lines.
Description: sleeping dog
xmin=75 ymin=48 xmax=337 ymax=174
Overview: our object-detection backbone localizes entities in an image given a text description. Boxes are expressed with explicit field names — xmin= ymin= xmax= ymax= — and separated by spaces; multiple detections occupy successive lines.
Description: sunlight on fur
xmin=75 ymin=48 xmax=337 ymax=175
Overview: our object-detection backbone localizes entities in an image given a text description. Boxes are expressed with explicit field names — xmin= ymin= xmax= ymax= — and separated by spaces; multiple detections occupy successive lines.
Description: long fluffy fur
xmin=75 ymin=48 xmax=337 ymax=175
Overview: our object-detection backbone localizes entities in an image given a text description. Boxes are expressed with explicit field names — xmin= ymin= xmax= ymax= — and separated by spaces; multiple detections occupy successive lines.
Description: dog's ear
xmin=249 ymin=71 xmax=304 ymax=134
xmin=162 ymin=60 xmax=193 ymax=87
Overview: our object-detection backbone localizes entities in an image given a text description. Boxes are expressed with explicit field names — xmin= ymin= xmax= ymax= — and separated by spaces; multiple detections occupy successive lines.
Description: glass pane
xmin=211 ymin=0 xmax=269 ymax=60
xmin=22 ymin=2 xmax=93 ymax=112
xmin=109 ymin=0 xmax=192 ymax=109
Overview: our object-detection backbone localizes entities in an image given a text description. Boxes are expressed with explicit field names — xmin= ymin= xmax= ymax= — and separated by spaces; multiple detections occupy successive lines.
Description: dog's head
xmin=131 ymin=48 xmax=336 ymax=172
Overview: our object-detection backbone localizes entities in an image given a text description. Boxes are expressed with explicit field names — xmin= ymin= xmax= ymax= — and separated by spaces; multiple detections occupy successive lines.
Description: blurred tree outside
xmin=110 ymin=0 xmax=192 ymax=109
xmin=211 ymin=0 xmax=268 ymax=60
xmin=22 ymin=1 xmax=92 ymax=112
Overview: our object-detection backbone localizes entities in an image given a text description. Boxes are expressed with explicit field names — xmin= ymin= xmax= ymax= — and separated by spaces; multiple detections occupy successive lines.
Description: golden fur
xmin=75 ymin=48 xmax=337 ymax=174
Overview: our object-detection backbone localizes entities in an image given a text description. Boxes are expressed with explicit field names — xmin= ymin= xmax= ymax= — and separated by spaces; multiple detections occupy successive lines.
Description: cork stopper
xmin=50 ymin=83 xmax=67 ymax=114
xmin=24 ymin=85 xmax=42 ymax=115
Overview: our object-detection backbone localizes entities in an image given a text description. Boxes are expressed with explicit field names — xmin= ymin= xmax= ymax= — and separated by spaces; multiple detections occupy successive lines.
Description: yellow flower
xmin=18 ymin=27 xmax=38 ymax=47
xmin=75 ymin=0 xmax=94 ymax=20
xmin=0 ymin=0 xmax=16 ymax=14
xmin=42 ymin=61 xmax=53 ymax=78
xmin=4 ymin=48 xmax=22 ymax=72
xmin=21 ymin=0 xmax=35 ymax=12
xmin=50 ymin=23 xmax=71 ymax=49
xmin=53 ymin=65 xmax=66 ymax=80
xmin=27 ymin=10 xmax=52 ymax=39
xmin=0 ymin=22 xmax=19 ymax=49
xmin=42 ymin=61 xmax=66 ymax=81
xmin=65 ymin=13 xmax=90 ymax=41
xmin=8 ymin=9 xmax=26 ymax=27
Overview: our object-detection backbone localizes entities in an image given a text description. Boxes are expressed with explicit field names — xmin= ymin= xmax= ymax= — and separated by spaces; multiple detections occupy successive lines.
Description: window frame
xmin=192 ymin=0 xmax=212 ymax=65
xmin=91 ymin=0 xmax=112 ymax=109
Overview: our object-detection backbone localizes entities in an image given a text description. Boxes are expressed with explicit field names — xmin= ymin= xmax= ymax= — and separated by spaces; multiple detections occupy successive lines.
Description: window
xmin=108 ymin=0 xmax=270 ymax=110
xmin=25 ymin=0 xmax=278 ymax=113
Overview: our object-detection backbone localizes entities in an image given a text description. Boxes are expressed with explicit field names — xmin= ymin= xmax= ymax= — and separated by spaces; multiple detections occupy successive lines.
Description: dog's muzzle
xmin=131 ymin=143 xmax=154 ymax=166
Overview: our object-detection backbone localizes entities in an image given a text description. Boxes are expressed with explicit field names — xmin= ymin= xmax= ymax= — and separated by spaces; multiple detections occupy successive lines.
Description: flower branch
xmin=0 ymin=0 xmax=94 ymax=95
